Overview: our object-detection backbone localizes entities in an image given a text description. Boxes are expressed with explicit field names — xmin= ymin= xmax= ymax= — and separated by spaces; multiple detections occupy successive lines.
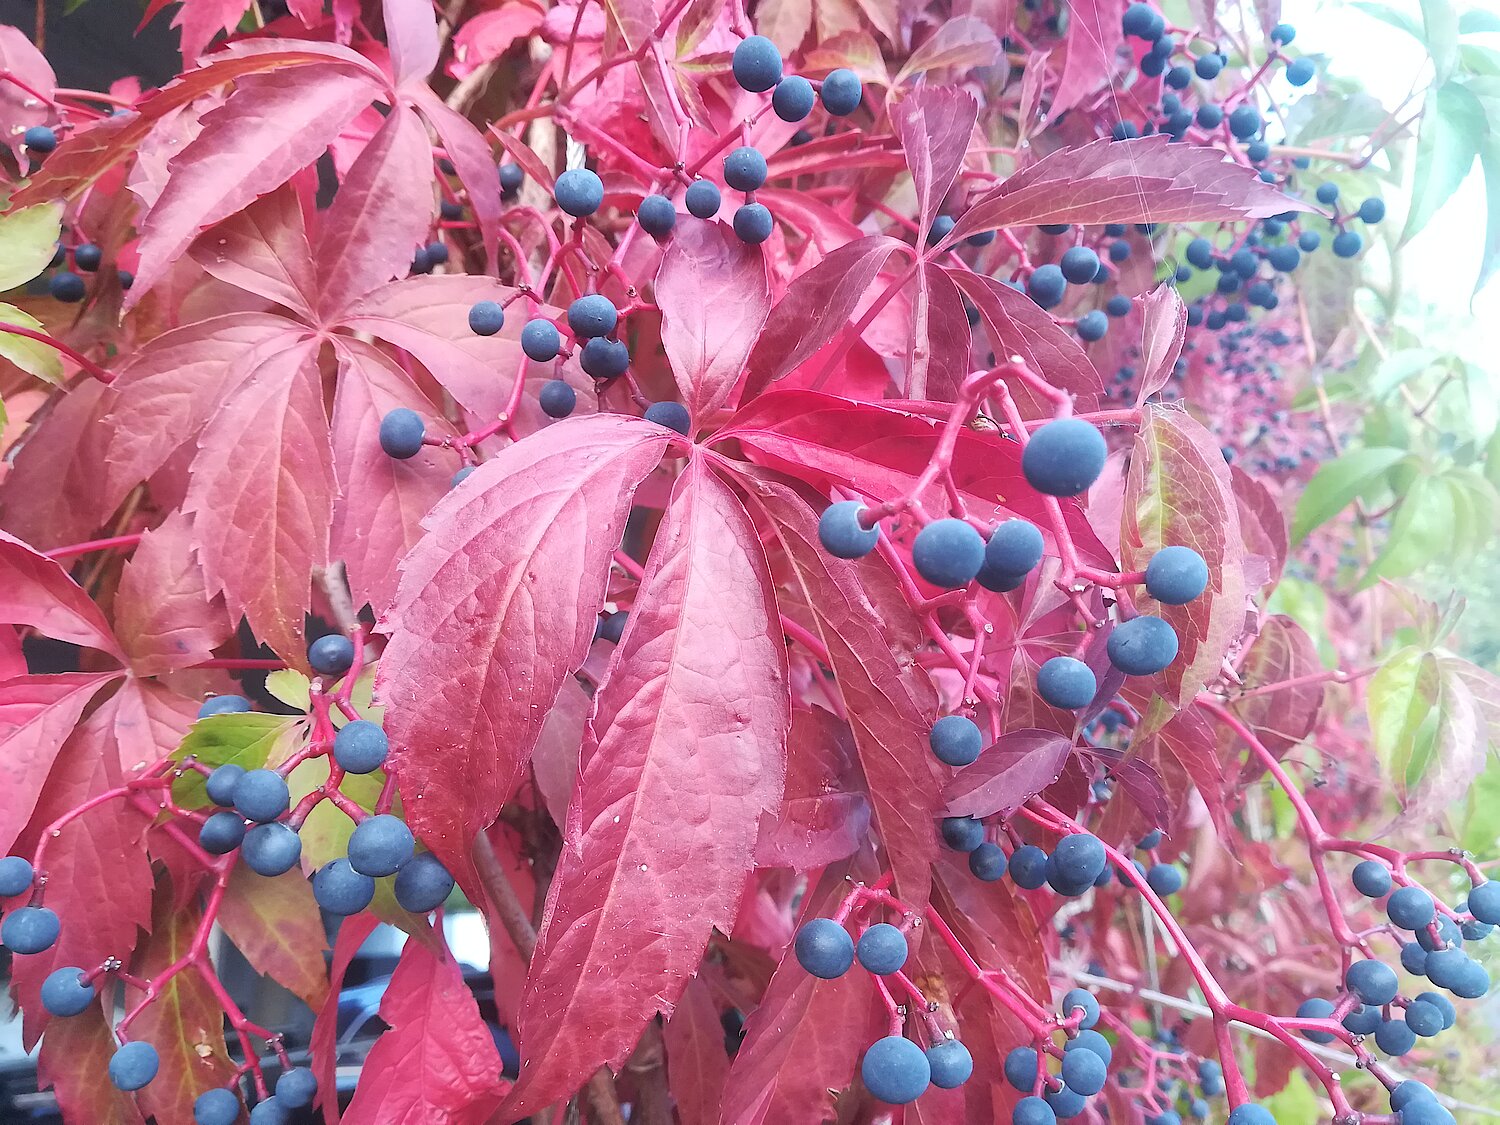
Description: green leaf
xmin=172 ymin=713 xmax=305 ymax=809
xmin=1265 ymin=577 xmax=1337 ymax=666
xmin=0 ymin=203 xmax=63 ymax=292
xmin=1477 ymin=136 xmax=1500 ymax=296
xmin=1464 ymin=361 xmax=1500 ymax=437
xmin=1403 ymin=81 xmax=1489 ymax=245
xmin=1290 ymin=447 xmax=1410 ymax=541
xmin=1422 ymin=0 xmax=1461 ymax=81
xmin=1370 ymin=347 xmax=1444 ymax=397
xmin=1361 ymin=475 xmax=1457 ymax=585
xmin=0 ymin=303 xmax=63 ymax=385
xmin=1459 ymin=8 xmax=1500 ymax=35
xmin=1351 ymin=1 xmax=1423 ymax=39
xmin=264 ymin=669 xmax=311 ymax=711
xmin=1367 ymin=647 xmax=1441 ymax=783
xmin=1460 ymin=758 xmax=1500 ymax=856
xmin=1264 ymin=1072 xmax=1322 ymax=1125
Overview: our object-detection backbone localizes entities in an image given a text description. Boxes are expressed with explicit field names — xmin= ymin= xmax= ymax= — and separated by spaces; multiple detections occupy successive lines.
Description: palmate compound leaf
xmin=182 ymin=335 xmax=336 ymax=666
xmin=342 ymin=937 xmax=508 ymax=1125
xmin=504 ymin=458 xmax=789 ymax=1114
xmin=377 ymin=415 xmax=671 ymax=892
xmin=945 ymin=135 xmax=1307 ymax=246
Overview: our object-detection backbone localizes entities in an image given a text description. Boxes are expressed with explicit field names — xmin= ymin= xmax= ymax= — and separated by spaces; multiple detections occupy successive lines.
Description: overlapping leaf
xmin=113 ymin=511 xmax=231 ymax=675
xmin=505 ymin=459 xmax=788 ymax=1113
xmin=217 ymin=865 xmax=330 ymax=1010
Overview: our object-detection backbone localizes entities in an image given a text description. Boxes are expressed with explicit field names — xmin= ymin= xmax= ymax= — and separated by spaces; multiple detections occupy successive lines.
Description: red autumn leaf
xmin=113 ymin=511 xmax=231 ymax=675
xmin=1133 ymin=284 xmax=1189 ymax=404
xmin=909 ymin=261 xmax=973 ymax=400
xmin=0 ymin=378 xmax=119 ymax=551
xmin=941 ymin=728 xmax=1074 ymax=818
xmin=151 ymin=0 xmax=255 ymax=62
xmin=505 ymin=459 xmax=788 ymax=1114
xmin=378 ymin=415 xmax=670 ymax=889
xmin=449 ymin=2 xmax=546 ymax=79
xmin=529 ymin=676 xmax=590 ymax=830
xmin=1050 ymin=0 xmax=1123 ymax=115
xmin=661 ymin=975 xmax=730 ymax=1125
xmin=188 ymin=183 xmax=319 ymax=318
xmin=128 ymin=65 xmax=381 ymax=302
xmin=10 ymin=694 xmax=156 ymax=1047
xmin=383 ymin=0 xmax=442 ymax=87
xmin=947 ymin=269 xmax=1104 ymax=400
xmin=90 ymin=678 xmax=199 ymax=778
xmin=342 ymin=939 xmax=508 ymax=1125
xmin=1121 ymin=407 xmax=1247 ymax=717
xmin=216 ymin=865 xmax=330 ymax=1010
xmin=947 ymin=136 xmax=1303 ymax=244
xmin=738 ymin=470 xmax=941 ymax=907
xmin=330 ymin=339 xmax=459 ymax=615
xmin=0 ymin=628 xmax=23 ymax=681
xmin=0 ymin=529 xmax=123 ymax=658
xmin=100 ymin=312 xmax=298 ymax=515
xmin=0 ymin=673 xmax=119 ymax=858
xmin=755 ymin=704 xmax=872 ymax=870
xmin=130 ymin=890 xmax=238 ymax=1123
xmin=656 ymin=220 xmax=771 ymax=422
xmin=408 ymin=87 xmax=504 ymax=268
xmin=1232 ymin=466 xmax=1290 ymax=588
xmin=0 ymin=26 xmax=55 ymax=164
xmin=1231 ymin=615 xmax=1326 ymax=765
xmin=719 ymin=388 xmax=1110 ymax=564
xmin=893 ymin=87 xmax=978 ymax=233
xmin=718 ymin=866 xmax=880 ymax=1124
xmin=183 ymin=336 xmax=336 ymax=664
xmin=341 ymin=275 xmax=529 ymax=420
xmin=314 ymin=103 xmax=436 ymax=313
xmin=37 ymin=1000 xmax=146 ymax=1125
xmin=311 ymin=911 xmax=380 ymax=1124
xmin=743 ymin=234 xmax=909 ymax=396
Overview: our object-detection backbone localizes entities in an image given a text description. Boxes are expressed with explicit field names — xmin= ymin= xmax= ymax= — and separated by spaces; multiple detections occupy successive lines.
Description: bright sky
xmin=1282 ymin=0 xmax=1500 ymax=339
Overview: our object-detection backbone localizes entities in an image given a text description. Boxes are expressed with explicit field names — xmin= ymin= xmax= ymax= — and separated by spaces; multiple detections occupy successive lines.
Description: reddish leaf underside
xmin=910 ymin=261 xmax=973 ymax=400
xmin=1050 ymin=0 xmax=1124 ymax=115
xmin=506 ymin=459 xmax=789 ymax=1114
xmin=656 ymin=220 xmax=772 ymax=422
xmin=409 ymin=87 xmax=505 ymax=270
xmin=662 ymin=975 xmax=730 ymax=1125
xmin=941 ymin=728 xmax=1074 ymax=818
xmin=755 ymin=704 xmax=872 ymax=870
xmin=377 ymin=415 xmax=670 ymax=892
xmin=113 ymin=510 xmax=231 ymax=676
xmin=737 ymin=469 xmax=941 ymax=908
xmin=0 ymin=377 xmax=118 ymax=551
xmin=1230 ymin=615 xmax=1325 ymax=764
xmin=383 ymin=0 xmax=442 ymax=87
xmin=893 ymin=87 xmax=979 ymax=234
xmin=311 ymin=912 xmax=380 ymax=1124
xmin=0 ymin=529 xmax=124 ymax=658
xmin=183 ymin=336 xmax=336 ymax=665
xmin=948 ymin=270 xmax=1103 ymax=401
xmin=1133 ymin=284 xmax=1189 ymax=405
xmin=341 ymin=939 xmax=507 ymax=1125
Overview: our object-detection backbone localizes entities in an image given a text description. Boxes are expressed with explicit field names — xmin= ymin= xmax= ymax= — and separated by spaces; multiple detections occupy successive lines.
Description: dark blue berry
xmin=1023 ymin=418 xmax=1106 ymax=496
xmin=451 ymin=466 xmax=475 ymax=488
xmin=1196 ymin=104 xmax=1224 ymax=129
xmin=1050 ymin=833 xmax=1107 ymax=887
xmin=1358 ymin=198 xmax=1386 ymax=224
xmin=109 ymin=1042 xmax=160 ymax=1091
xmin=73 ymin=243 xmax=102 ymax=271
xmin=637 ymin=195 xmax=677 ymax=237
xmin=1147 ymin=863 xmax=1184 ymax=896
xmin=468 ymin=300 xmax=505 ymax=336
xmin=1067 ymin=1029 xmax=1113 ymax=1065
xmin=912 ymin=518 xmax=985 ymax=588
xmin=930 ymin=715 xmax=983 ymax=766
xmin=926 ymin=1038 xmax=973 ymax=1088
xmin=772 ymin=76 xmax=816 ymax=121
xmin=521 ymin=319 xmax=561 ymax=361
xmin=733 ymin=203 xmax=774 ymax=243
xmin=40 ymin=966 xmax=95 ymax=1016
xmin=644 ymin=401 xmax=691 ymax=435
xmin=595 ymin=611 xmax=628 ymax=644
xmin=333 ymin=720 xmax=388 ymax=774
xmin=194 ymin=1088 xmax=242 ymax=1125
xmin=1061 ymin=1047 xmax=1106 ymax=1095
xmin=199 ymin=695 xmax=252 ymax=717
xmin=200 ymin=811 xmax=247 ymax=855
xmin=206 ymin=764 xmax=245 ymax=807
xmin=986 ymin=519 xmax=1044 ymax=578
xmin=1037 ymin=656 xmax=1096 ymax=710
xmin=927 ymin=216 xmax=956 ymax=246
xmin=1108 ymin=241 xmax=1131 ymax=263
xmin=856 ymin=923 xmax=908 ymax=974
xmin=308 ymin=634 xmax=355 ymax=676
xmin=1343 ymin=1003 xmax=1381 ymax=1034
xmin=1414 ymin=990 xmax=1456 ymax=1029
xmin=1106 ymin=294 xmax=1132 ymax=317
xmin=1332 ymin=230 xmax=1362 ymax=258
xmin=1295 ymin=997 xmax=1335 ymax=1042
xmin=425 ymin=240 xmax=449 ymax=265
xmin=1107 ymin=615 xmax=1179 ymax=675
xmin=1194 ymin=54 xmax=1223 ymax=79
xmin=732 ymin=36 xmax=782 ymax=92
xmin=498 ymin=163 xmax=523 ymax=195
xmin=969 ymin=841 xmax=1008 ymax=881
xmin=1165 ymin=65 xmax=1191 ymax=89
xmin=1009 ymin=844 xmax=1049 ymax=888
xmin=794 ymin=918 xmax=853 ymax=978
xmin=1346 ymin=959 xmax=1398 ymax=1005
xmin=723 ymin=147 xmax=768 ymax=192
xmin=1060 ymin=247 xmax=1100 ymax=285
xmin=818 ymin=501 xmax=878 ymax=559
xmin=379 ymin=408 xmax=426 ymax=459
xmin=1061 ymin=988 xmax=1099 ymax=1029
xmin=23 ymin=124 xmax=56 ymax=152
xmin=539 ymin=379 xmax=577 ymax=419
xmin=241 ymin=822 xmax=302 ymax=876
xmin=1076 ymin=310 xmax=1108 ymax=341
xmin=1228 ymin=105 xmax=1262 ymax=140
xmin=1028 ymin=264 xmax=1067 ymax=308
xmin=1285 ymin=58 xmax=1315 ymax=85
xmin=555 ymin=168 xmax=604 ymax=217
xmin=276 ymin=1067 xmax=317 ymax=1109
xmin=49 ymin=271 xmax=86 ymax=302
xmin=567 ymin=294 xmax=618 ymax=339
xmin=1144 ymin=546 xmax=1208 ymax=604
xmin=1375 ymin=1018 xmax=1415 ymax=1056
xmin=861 ymin=1035 xmax=930 ymax=1103
xmin=941 ymin=816 xmax=985 ymax=852
xmin=820 ymin=69 xmax=862 ymax=116
xmin=1388 ymin=886 xmax=1435 ymax=930
xmin=313 ymin=859 xmax=375 ymax=915
xmin=580 ymin=337 xmax=630 ymax=379
xmin=1122 ymin=2 xmax=1163 ymax=38
xmin=394 ymin=852 xmax=455 ymax=913
xmin=684 ymin=179 xmax=721 ymax=219
xmin=1270 ymin=22 xmax=1295 ymax=43
xmin=0 ymin=857 xmax=33 ymax=898
xmin=1267 ymin=244 xmax=1300 ymax=272
xmin=234 ymin=769 xmax=290 ymax=823
xmin=1352 ymin=860 xmax=1392 ymax=897
xmin=1403 ymin=999 xmax=1443 ymax=1037
xmin=1005 ymin=1046 xmax=1039 ymax=1091
xmin=1468 ymin=880 xmax=1500 ymax=924
xmin=1014 ymin=1096 xmax=1054 ymax=1125
xmin=348 ymin=814 xmax=415 ymax=877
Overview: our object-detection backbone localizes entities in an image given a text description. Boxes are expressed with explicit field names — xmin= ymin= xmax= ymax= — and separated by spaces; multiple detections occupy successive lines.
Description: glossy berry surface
xmin=379 ymin=408 xmax=426 ymax=459
xmin=794 ymin=917 xmax=853 ymax=978
xmin=860 ymin=1035 xmax=930 ymax=1104
xmin=912 ymin=518 xmax=985 ymax=588
xmin=394 ymin=852 xmax=456 ymax=913
xmin=1144 ymin=546 xmax=1208 ymax=604
xmin=308 ymin=634 xmax=355 ymax=676
xmin=818 ymin=501 xmax=878 ymax=559
xmin=929 ymin=714 xmax=983 ymax=766
xmin=1037 ymin=657 xmax=1097 ymax=710
xmin=856 ymin=922 xmax=908 ymax=974
xmin=1022 ymin=418 xmax=1107 ymax=496
xmin=348 ymin=814 xmax=416 ymax=877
